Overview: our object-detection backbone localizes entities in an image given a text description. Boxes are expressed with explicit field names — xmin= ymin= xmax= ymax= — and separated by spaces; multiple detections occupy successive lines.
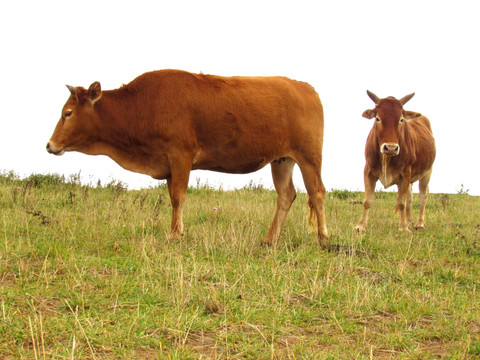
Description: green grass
xmin=1 ymin=171 xmax=479 ymax=359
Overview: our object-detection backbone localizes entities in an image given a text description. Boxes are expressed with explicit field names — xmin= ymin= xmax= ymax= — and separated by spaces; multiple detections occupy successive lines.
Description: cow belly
xmin=410 ymin=167 xmax=433 ymax=184
xmin=195 ymin=158 xmax=269 ymax=174
xmin=192 ymin=150 xmax=271 ymax=174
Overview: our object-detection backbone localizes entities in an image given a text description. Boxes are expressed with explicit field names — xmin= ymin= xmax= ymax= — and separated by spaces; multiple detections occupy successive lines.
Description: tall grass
xmin=1 ymin=172 xmax=479 ymax=359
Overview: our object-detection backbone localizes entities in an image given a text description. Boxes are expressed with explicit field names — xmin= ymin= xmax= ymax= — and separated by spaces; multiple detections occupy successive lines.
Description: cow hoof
xmin=318 ymin=234 xmax=329 ymax=247
xmin=166 ymin=231 xmax=183 ymax=241
xmin=261 ymin=241 xmax=273 ymax=248
xmin=354 ymin=225 xmax=366 ymax=233
xmin=261 ymin=237 xmax=274 ymax=247
xmin=414 ymin=224 xmax=425 ymax=231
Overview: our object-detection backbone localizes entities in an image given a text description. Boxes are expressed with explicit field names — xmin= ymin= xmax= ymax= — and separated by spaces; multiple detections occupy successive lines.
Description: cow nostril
xmin=382 ymin=144 xmax=400 ymax=155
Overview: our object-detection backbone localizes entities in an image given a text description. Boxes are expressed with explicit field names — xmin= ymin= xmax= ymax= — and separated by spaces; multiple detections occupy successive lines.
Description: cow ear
xmin=404 ymin=111 xmax=422 ymax=120
xmin=362 ymin=109 xmax=376 ymax=119
xmin=88 ymin=82 xmax=102 ymax=105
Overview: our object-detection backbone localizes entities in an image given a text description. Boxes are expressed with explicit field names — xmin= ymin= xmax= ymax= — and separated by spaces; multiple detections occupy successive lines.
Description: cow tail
xmin=307 ymin=196 xmax=317 ymax=232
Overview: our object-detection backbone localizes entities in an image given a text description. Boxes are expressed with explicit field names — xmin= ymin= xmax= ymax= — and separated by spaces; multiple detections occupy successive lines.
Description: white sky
xmin=1 ymin=1 xmax=479 ymax=195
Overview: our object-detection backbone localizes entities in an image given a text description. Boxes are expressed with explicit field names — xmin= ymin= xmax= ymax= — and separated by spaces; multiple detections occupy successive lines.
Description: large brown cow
xmin=354 ymin=90 xmax=436 ymax=232
xmin=47 ymin=69 xmax=329 ymax=245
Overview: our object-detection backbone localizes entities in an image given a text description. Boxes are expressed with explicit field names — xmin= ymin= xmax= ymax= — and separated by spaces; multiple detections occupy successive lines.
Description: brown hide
xmin=47 ymin=69 xmax=329 ymax=245
xmin=355 ymin=91 xmax=436 ymax=232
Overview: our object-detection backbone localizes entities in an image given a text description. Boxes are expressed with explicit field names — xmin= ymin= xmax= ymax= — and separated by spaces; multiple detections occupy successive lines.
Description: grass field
xmin=1 ymin=171 xmax=479 ymax=359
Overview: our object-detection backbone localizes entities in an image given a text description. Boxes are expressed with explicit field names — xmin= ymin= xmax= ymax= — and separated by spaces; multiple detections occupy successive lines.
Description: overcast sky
xmin=1 ymin=1 xmax=479 ymax=195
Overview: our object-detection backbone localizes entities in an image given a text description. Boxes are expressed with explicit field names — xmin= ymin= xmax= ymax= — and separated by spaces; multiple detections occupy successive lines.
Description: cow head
xmin=362 ymin=90 xmax=421 ymax=156
xmin=46 ymin=82 xmax=102 ymax=155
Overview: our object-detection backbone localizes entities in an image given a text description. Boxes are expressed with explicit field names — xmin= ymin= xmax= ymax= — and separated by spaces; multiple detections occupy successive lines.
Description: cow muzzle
xmin=46 ymin=141 xmax=65 ymax=156
xmin=380 ymin=143 xmax=400 ymax=156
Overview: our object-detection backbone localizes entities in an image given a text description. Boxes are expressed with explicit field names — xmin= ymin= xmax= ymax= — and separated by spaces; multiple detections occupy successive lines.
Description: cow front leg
xmin=355 ymin=168 xmax=377 ymax=232
xmin=395 ymin=180 xmax=410 ymax=232
xmin=166 ymin=157 xmax=192 ymax=241
xmin=297 ymin=159 xmax=329 ymax=246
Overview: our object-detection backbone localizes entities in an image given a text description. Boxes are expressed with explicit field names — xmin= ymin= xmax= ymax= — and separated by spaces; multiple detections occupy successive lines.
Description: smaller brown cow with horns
xmin=355 ymin=90 xmax=436 ymax=232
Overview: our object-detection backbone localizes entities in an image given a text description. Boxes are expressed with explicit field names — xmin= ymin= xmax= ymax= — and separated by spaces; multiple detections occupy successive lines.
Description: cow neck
xmin=82 ymin=92 xmax=160 ymax=176
xmin=95 ymin=91 xmax=140 ymax=148
xmin=86 ymin=91 xmax=147 ymax=165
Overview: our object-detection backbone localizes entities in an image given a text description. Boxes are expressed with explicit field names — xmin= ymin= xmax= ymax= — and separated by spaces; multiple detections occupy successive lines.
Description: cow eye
xmin=399 ymin=118 xmax=404 ymax=124
xmin=375 ymin=117 xmax=381 ymax=123
xmin=64 ymin=110 xmax=73 ymax=118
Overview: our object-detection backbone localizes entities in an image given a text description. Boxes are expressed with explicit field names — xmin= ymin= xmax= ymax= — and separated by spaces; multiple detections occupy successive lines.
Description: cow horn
xmin=400 ymin=92 xmax=415 ymax=105
xmin=366 ymin=90 xmax=380 ymax=104
xmin=66 ymin=85 xmax=76 ymax=95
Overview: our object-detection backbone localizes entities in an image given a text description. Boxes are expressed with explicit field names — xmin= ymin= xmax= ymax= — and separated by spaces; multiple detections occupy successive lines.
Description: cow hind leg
xmin=263 ymin=158 xmax=297 ymax=246
xmin=166 ymin=156 xmax=192 ymax=241
xmin=297 ymin=159 xmax=329 ymax=246
xmin=415 ymin=168 xmax=432 ymax=230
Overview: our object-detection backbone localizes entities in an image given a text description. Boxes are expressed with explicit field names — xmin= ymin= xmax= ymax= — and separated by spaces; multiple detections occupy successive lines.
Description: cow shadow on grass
xmin=264 ymin=238 xmax=375 ymax=258
xmin=321 ymin=243 xmax=375 ymax=258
